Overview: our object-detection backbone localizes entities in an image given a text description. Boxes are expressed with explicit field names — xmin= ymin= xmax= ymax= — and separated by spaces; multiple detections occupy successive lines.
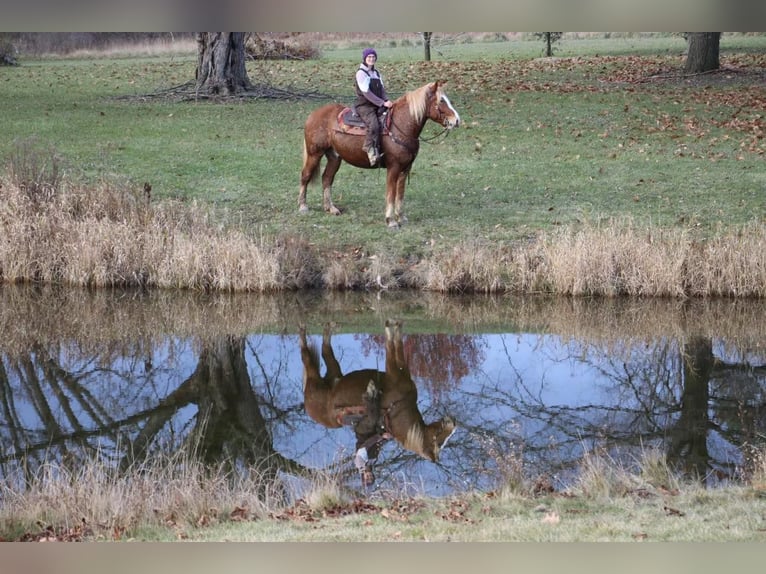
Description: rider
xmin=354 ymin=48 xmax=393 ymax=166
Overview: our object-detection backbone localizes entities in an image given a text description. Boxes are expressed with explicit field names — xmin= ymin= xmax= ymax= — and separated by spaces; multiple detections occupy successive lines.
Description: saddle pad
xmin=336 ymin=107 xmax=390 ymax=136
xmin=337 ymin=107 xmax=367 ymax=135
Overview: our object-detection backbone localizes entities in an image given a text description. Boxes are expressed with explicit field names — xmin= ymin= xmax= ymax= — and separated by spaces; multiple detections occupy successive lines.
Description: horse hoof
xmin=386 ymin=220 xmax=400 ymax=229
xmin=299 ymin=205 xmax=309 ymax=214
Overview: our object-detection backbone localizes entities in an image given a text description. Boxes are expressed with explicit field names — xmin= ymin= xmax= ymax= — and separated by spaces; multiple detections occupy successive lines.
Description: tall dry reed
xmin=420 ymin=221 xmax=766 ymax=297
xmin=0 ymin=449 xmax=282 ymax=539
xmin=2 ymin=155 xmax=765 ymax=296
xmin=0 ymin=168 xmax=322 ymax=291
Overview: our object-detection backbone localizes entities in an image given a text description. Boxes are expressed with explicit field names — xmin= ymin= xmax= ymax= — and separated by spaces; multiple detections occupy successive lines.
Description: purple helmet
xmin=362 ymin=48 xmax=377 ymax=61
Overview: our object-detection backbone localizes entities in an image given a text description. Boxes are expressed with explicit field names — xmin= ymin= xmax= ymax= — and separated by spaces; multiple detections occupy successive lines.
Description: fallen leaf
xmin=663 ymin=505 xmax=685 ymax=517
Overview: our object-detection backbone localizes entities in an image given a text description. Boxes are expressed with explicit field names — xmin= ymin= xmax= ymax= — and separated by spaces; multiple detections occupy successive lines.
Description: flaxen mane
xmin=405 ymin=83 xmax=434 ymax=124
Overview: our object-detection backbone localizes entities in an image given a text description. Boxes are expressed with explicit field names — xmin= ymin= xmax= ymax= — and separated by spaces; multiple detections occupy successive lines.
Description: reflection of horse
xmin=298 ymin=81 xmax=461 ymax=228
xmin=299 ymin=320 xmax=456 ymax=469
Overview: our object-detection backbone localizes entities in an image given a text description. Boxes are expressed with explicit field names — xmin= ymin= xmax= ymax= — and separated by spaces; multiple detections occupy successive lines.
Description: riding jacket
xmin=354 ymin=64 xmax=388 ymax=108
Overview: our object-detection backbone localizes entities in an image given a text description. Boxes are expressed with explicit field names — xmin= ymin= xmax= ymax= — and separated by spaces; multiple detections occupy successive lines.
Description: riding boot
xmin=366 ymin=147 xmax=378 ymax=166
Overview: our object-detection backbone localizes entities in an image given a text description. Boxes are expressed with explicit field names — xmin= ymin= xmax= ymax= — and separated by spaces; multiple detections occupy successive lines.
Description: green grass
xmin=1 ymin=34 xmax=764 ymax=270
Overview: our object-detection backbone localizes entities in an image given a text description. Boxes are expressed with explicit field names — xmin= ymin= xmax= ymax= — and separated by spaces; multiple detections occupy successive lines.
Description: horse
xmin=298 ymin=81 xmax=461 ymax=228
xmin=299 ymin=320 xmax=456 ymax=472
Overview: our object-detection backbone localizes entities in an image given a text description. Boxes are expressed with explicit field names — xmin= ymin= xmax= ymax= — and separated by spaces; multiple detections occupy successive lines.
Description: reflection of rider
xmin=355 ymin=48 xmax=393 ymax=167
xmin=354 ymin=431 xmax=392 ymax=487
xmin=352 ymin=379 xmax=392 ymax=487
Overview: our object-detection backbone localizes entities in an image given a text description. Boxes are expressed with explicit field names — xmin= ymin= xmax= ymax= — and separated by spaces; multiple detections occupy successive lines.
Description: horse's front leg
xmin=385 ymin=168 xmax=401 ymax=228
xmin=394 ymin=169 xmax=410 ymax=225
xmin=322 ymin=151 xmax=342 ymax=216
xmin=384 ymin=319 xmax=407 ymax=372
xmin=321 ymin=322 xmax=343 ymax=384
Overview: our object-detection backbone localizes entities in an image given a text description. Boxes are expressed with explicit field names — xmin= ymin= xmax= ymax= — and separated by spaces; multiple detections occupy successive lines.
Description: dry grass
xmin=0 ymin=155 xmax=323 ymax=292
xmin=0 ymin=449 xmax=282 ymax=540
xmin=417 ymin=220 xmax=766 ymax=297
xmin=62 ymin=38 xmax=198 ymax=60
xmin=2 ymin=147 xmax=765 ymax=296
xmin=5 ymin=443 xmax=766 ymax=541
xmin=569 ymin=445 xmax=683 ymax=499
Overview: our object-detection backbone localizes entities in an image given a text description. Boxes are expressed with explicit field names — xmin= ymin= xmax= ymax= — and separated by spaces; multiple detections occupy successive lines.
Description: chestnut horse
xmin=299 ymin=320 xmax=456 ymax=465
xmin=298 ymin=81 xmax=461 ymax=228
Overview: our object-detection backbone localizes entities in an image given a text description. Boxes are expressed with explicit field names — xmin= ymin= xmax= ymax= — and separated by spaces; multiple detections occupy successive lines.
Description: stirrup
xmin=367 ymin=148 xmax=378 ymax=166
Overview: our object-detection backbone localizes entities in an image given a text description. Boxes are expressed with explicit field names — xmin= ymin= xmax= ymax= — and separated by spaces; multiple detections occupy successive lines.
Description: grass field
xmin=1 ymin=33 xmax=764 ymax=293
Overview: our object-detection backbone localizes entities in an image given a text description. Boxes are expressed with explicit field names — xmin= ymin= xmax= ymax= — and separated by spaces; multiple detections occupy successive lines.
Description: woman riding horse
xmin=355 ymin=48 xmax=393 ymax=166
xmin=299 ymin=80 xmax=461 ymax=227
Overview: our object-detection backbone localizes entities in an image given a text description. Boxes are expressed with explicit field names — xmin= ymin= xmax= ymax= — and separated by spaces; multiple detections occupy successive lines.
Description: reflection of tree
xmin=0 ymin=336 xmax=308 ymax=488
xmin=3 ymin=323 xmax=766 ymax=497
xmin=360 ymin=333 xmax=485 ymax=397
xmin=667 ymin=336 xmax=713 ymax=477
xmin=448 ymin=333 xmax=766 ymax=488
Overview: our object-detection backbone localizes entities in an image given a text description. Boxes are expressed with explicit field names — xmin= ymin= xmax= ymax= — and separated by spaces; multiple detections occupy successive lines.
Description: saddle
xmin=336 ymin=107 xmax=390 ymax=136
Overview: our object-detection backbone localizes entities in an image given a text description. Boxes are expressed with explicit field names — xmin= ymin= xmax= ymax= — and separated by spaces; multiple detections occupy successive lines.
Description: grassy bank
xmin=2 ymin=167 xmax=765 ymax=295
xmin=2 ymin=446 xmax=766 ymax=541
xmin=1 ymin=34 xmax=764 ymax=295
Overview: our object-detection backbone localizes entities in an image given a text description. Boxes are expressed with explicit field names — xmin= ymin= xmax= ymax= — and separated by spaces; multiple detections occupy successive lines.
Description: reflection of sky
xmin=478 ymin=333 xmax=607 ymax=407
xmin=3 ymin=328 xmax=766 ymax=495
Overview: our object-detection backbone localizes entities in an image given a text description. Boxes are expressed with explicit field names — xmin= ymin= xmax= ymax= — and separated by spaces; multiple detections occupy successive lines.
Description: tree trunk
xmin=196 ymin=32 xmax=252 ymax=95
xmin=684 ymin=32 xmax=721 ymax=74
xmin=422 ymin=32 xmax=432 ymax=62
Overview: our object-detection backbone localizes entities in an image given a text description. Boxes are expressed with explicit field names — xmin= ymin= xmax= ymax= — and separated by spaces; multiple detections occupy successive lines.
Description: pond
xmin=1 ymin=284 xmax=765 ymax=497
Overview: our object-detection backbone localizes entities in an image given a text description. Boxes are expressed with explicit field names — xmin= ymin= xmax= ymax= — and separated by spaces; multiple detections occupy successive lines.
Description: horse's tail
xmin=303 ymin=138 xmax=321 ymax=184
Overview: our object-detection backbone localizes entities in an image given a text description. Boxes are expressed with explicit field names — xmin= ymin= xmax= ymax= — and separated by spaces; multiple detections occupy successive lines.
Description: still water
xmin=1 ymin=285 xmax=765 ymax=496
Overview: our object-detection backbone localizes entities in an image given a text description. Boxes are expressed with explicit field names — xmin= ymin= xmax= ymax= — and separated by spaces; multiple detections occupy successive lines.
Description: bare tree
xmin=422 ymin=32 xmax=432 ymax=61
xmin=684 ymin=32 xmax=721 ymax=74
xmin=196 ymin=32 xmax=252 ymax=95
xmin=535 ymin=32 xmax=563 ymax=57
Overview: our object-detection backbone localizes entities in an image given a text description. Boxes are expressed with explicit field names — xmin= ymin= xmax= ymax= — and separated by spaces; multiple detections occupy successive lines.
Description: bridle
xmin=384 ymin=93 xmax=455 ymax=152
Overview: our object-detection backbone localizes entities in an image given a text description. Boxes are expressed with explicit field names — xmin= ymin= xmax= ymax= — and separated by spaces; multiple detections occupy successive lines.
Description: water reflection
xmin=300 ymin=320 xmax=455 ymax=488
xmin=1 ymin=284 xmax=765 ymax=496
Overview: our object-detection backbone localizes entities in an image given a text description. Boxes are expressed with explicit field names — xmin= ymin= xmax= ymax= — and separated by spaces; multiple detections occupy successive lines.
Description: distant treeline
xmin=3 ymin=32 xmax=197 ymax=56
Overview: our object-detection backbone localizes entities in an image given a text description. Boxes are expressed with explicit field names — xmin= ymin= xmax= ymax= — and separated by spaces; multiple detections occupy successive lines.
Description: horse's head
xmin=429 ymin=82 xmax=461 ymax=130
xmin=419 ymin=416 xmax=457 ymax=462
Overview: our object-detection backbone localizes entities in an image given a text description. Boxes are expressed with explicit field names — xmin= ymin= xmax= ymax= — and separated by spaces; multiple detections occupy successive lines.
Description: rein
xmin=384 ymin=110 xmax=419 ymax=155
xmin=419 ymin=126 xmax=451 ymax=143
xmin=382 ymin=396 xmax=407 ymax=434
xmin=385 ymin=101 xmax=452 ymax=153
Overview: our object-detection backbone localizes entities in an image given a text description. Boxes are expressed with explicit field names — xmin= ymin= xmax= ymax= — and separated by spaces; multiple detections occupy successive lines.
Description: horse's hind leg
xmin=321 ymin=150 xmax=342 ymax=215
xmin=299 ymin=143 xmax=323 ymax=214
xmin=299 ymin=325 xmax=322 ymax=391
